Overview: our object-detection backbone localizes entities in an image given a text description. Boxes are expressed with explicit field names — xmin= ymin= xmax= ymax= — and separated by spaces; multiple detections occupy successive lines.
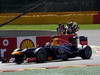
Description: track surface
xmin=0 ymin=54 xmax=100 ymax=70
xmin=0 ymin=30 xmax=100 ymax=70
xmin=78 ymin=30 xmax=100 ymax=46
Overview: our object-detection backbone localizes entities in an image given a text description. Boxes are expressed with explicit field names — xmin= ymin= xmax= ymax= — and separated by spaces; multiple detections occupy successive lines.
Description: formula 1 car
xmin=33 ymin=34 xmax=92 ymax=63
xmin=11 ymin=23 xmax=92 ymax=64
xmin=34 ymin=22 xmax=92 ymax=63
xmin=11 ymin=34 xmax=92 ymax=64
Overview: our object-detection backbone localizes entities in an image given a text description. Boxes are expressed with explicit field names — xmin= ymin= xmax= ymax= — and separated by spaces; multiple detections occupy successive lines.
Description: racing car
xmin=34 ymin=34 xmax=92 ymax=63
xmin=11 ymin=22 xmax=92 ymax=64
xmin=11 ymin=34 xmax=92 ymax=64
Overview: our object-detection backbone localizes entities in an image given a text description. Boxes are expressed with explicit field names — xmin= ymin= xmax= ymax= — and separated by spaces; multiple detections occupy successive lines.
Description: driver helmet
xmin=45 ymin=42 xmax=51 ymax=47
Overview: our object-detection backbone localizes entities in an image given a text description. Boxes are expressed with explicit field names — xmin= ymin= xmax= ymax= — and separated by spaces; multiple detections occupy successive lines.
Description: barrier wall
xmin=93 ymin=15 xmax=100 ymax=24
xmin=93 ymin=11 xmax=100 ymax=24
xmin=0 ymin=38 xmax=17 ymax=60
xmin=0 ymin=11 xmax=98 ymax=24
xmin=0 ymin=36 xmax=51 ymax=60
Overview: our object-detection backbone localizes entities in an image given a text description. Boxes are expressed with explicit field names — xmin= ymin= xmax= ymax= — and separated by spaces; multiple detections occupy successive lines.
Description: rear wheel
xmin=61 ymin=53 xmax=68 ymax=61
xmin=36 ymin=48 xmax=47 ymax=63
xmin=79 ymin=46 xmax=92 ymax=59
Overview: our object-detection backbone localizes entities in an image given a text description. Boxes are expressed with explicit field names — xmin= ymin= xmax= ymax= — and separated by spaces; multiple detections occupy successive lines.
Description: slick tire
xmin=15 ymin=58 xmax=24 ymax=64
xmin=36 ymin=49 xmax=47 ymax=63
xmin=79 ymin=46 xmax=92 ymax=59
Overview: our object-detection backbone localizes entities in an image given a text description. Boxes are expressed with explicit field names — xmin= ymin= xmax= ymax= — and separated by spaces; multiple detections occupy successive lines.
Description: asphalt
xmin=78 ymin=30 xmax=100 ymax=46
xmin=0 ymin=54 xmax=100 ymax=70
xmin=0 ymin=65 xmax=100 ymax=75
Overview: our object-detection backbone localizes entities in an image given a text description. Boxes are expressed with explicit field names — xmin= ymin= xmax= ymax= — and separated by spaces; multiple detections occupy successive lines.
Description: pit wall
xmin=0 ymin=36 xmax=51 ymax=60
xmin=0 ymin=11 xmax=100 ymax=24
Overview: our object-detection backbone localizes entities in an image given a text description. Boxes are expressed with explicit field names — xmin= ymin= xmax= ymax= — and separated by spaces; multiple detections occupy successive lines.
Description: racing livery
xmin=11 ymin=22 xmax=92 ymax=64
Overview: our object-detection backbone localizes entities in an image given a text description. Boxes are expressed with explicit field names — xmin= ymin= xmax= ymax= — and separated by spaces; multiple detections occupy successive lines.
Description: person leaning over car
xmin=56 ymin=24 xmax=66 ymax=35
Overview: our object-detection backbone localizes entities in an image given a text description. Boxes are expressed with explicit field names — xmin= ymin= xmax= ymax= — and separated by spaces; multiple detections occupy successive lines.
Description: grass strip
xmin=0 ymin=24 xmax=100 ymax=30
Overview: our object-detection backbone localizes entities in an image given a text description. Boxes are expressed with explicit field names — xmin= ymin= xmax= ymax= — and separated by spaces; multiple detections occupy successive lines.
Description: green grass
xmin=0 ymin=24 xmax=100 ymax=30
xmin=79 ymin=24 xmax=100 ymax=30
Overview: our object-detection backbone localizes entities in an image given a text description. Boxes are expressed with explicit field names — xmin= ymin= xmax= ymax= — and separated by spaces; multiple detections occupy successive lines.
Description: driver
xmin=66 ymin=22 xmax=79 ymax=34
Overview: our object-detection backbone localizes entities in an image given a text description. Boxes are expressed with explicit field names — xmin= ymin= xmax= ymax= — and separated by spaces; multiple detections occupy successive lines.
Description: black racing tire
xmin=15 ymin=58 xmax=24 ymax=64
xmin=1 ymin=58 xmax=9 ymax=63
xmin=79 ymin=46 xmax=92 ymax=59
xmin=62 ymin=53 xmax=68 ymax=61
xmin=14 ymin=54 xmax=25 ymax=64
xmin=36 ymin=48 xmax=47 ymax=63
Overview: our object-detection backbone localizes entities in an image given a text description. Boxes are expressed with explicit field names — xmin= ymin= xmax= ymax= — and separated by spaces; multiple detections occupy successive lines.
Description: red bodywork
xmin=80 ymin=41 xmax=88 ymax=45
xmin=51 ymin=34 xmax=77 ymax=46
xmin=26 ymin=34 xmax=78 ymax=63
xmin=37 ymin=34 xmax=77 ymax=47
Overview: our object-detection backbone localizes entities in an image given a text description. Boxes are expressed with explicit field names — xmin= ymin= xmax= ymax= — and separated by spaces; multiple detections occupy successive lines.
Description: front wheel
xmin=15 ymin=58 xmax=24 ymax=64
xmin=79 ymin=46 xmax=92 ymax=59
xmin=14 ymin=54 xmax=26 ymax=64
